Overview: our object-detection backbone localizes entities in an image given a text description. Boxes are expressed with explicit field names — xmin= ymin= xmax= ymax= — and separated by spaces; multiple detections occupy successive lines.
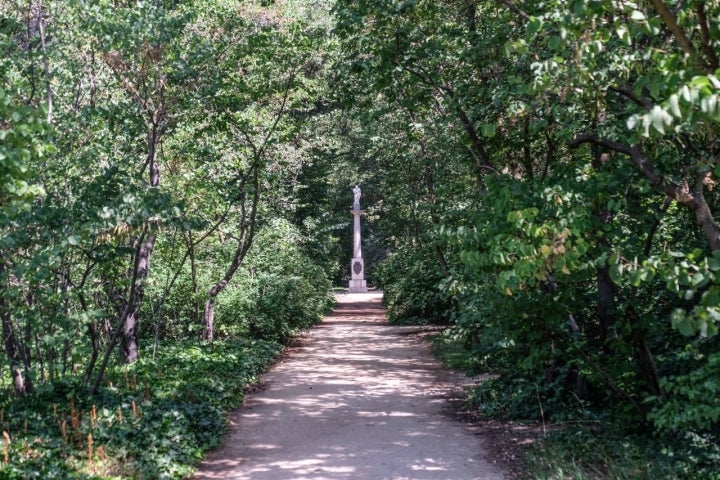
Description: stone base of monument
xmin=348 ymin=279 xmax=368 ymax=293
xmin=348 ymin=257 xmax=369 ymax=293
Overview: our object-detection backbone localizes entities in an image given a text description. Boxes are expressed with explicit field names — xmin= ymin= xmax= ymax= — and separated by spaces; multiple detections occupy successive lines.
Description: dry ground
xmin=191 ymin=292 xmax=531 ymax=480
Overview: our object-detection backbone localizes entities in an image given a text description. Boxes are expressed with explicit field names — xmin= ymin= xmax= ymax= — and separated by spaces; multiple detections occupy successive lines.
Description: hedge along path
xmin=191 ymin=292 xmax=507 ymax=480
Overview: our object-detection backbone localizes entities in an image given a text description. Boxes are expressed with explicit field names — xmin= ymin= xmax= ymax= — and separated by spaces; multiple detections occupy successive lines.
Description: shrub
xmin=373 ymin=245 xmax=453 ymax=325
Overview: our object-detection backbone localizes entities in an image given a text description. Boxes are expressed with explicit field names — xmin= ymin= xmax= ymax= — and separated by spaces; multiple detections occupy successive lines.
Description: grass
xmin=430 ymin=330 xmax=476 ymax=372
xmin=523 ymin=427 xmax=706 ymax=480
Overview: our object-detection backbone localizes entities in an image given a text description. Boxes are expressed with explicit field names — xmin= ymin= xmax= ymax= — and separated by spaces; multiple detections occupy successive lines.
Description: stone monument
xmin=348 ymin=185 xmax=368 ymax=293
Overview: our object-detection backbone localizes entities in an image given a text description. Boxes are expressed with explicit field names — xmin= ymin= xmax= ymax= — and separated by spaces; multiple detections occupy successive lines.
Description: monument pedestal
xmin=348 ymin=279 xmax=368 ymax=293
xmin=348 ymin=256 xmax=368 ymax=293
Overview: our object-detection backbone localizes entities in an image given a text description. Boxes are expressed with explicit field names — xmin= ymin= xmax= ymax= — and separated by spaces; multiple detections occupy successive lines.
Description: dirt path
xmin=191 ymin=292 xmax=507 ymax=480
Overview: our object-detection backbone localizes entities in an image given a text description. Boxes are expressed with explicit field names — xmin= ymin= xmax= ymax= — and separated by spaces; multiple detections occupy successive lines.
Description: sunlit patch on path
xmin=191 ymin=292 xmax=506 ymax=480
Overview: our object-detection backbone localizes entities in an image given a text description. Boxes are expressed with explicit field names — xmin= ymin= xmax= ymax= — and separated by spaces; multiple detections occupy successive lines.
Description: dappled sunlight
xmin=192 ymin=292 xmax=505 ymax=480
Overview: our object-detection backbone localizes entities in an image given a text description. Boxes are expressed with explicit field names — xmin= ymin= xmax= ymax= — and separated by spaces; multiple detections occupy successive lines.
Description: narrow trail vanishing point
xmin=191 ymin=292 xmax=507 ymax=480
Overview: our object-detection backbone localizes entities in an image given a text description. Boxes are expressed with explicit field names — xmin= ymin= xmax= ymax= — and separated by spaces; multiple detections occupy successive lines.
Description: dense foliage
xmin=4 ymin=0 xmax=720 ymax=478
xmin=0 ymin=340 xmax=281 ymax=479
xmin=332 ymin=0 xmax=720 ymax=477
xmin=1 ymin=0 xmax=336 ymax=477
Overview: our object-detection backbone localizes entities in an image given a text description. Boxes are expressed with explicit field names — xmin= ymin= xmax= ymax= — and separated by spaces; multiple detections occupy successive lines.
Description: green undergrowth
xmin=430 ymin=330 xmax=720 ymax=480
xmin=0 ymin=339 xmax=282 ymax=479
xmin=430 ymin=330 xmax=477 ymax=373
xmin=524 ymin=427 xmax=720 ymax=480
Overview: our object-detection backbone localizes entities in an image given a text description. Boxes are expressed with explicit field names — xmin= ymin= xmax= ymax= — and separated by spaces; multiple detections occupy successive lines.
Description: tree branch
xmin=696 ymin=2 xmax=720 ymax=70
xmin=648 ymin=0 xmax=696 ymax=57
xmin=568 ymin=135 xmax=678 ymax=198
xmin=569 ymin=134 xmax=720 ymax=250
xmin=567 ymin=134 xmax=635 ymax=156
xmin=495 ymin=0 xmax=530 ymax=20
xmin=608 ymin=86 xmax=652 ymax=110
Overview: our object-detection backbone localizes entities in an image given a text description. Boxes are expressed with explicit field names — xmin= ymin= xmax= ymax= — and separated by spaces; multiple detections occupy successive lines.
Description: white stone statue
xmin=353 ymin=185 xmax=361 ymax=210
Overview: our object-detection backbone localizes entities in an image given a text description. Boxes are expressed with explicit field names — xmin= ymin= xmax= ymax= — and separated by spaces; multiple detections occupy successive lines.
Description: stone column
xmin=353 ymin=211 xmax=362 ymax=259
xmin=348 ymin=186 xmax=368 ymax=293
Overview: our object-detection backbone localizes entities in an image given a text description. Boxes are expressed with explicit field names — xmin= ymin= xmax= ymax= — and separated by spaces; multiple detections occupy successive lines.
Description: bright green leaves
xmin=627 ymin=73 xmax=720 ymax=137
xmin=0 ymin=90 xmax=52 ymax=212
xmin=649 ymin=353 xmax=720 ymax=433
xmin=626 ymin=105 xmax=673 ymax=136
xmin=604 ymin=249 xmax=720 ymax=338
xmin=669 ymin=304 xmax=720 ymax=338
xmin=454 ymin=177 xmax=592 ymax=298
xmin=518 ymin=0 xmax=720 ymax=151
xmin=615 ymin=24 xmax=632 ymax=46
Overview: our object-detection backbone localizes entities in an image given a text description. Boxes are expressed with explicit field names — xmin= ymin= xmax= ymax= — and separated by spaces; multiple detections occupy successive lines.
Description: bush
xmin=373 ymin=245 xmax=454 ymax=325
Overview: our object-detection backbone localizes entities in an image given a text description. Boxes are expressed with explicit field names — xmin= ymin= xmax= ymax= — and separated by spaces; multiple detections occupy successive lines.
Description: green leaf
xmin=616 ymin=25 xmax=631 ymax=45
xmin=668 ymin=94 xmax=681 ymax=118
xmin=548 ymin=35 xmax=561 ymax=50
xmin=701 ymin=287 xmax=720 ymax=307
xmin=671 ymin=309 xmax=695 ymax=336
xmin=481 ymin=123 xmax=496 ymax=138
xmin=526 ymin=17 xmax=542 ymax=35
xmin=630 ymin=10 xmax=646 ymax=22
xmin=648 ymin=105 xmax=672 ymax=134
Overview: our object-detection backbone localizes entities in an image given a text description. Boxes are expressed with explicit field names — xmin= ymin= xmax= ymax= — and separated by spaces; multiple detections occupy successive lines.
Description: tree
xmin=0 ymin=91 xmax=52 ymax=394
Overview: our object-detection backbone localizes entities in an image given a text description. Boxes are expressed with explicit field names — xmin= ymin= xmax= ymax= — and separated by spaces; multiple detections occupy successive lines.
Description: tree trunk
xmin=202 ymin=164 xmax=261 ymax=342
xmin=83 ymin=320 xmax=100 ymax=385
xmin=189 ymin=236 xmax=200 ymax=321
xmin=91 ymin=228 xmax=149 ymax=393
xmin=203 ymin=234 xmax=256 ymax=342
xmin=104 ymin=39 xmax=167 ymax=364
xmin=0 ymin=258 xmax=33 ymax=395
xmin=632 ymin=325 xmax=664 ymax=397
xmin=36 ymin=0 xmax=53 ymax=123
xmin=120 ymin=123 xmax=161 ymax=364
xmin=596 ymin=264 xmax=616 ymax=348
xmin=120 ymin=229 xmax=156 ymax=364
xmin=203 ymin=298 xmax=215 ymax=343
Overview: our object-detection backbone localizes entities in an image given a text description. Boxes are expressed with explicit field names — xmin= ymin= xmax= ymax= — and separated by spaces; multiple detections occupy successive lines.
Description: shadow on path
xmin=191 ymin=292 xmax=506 ymax=480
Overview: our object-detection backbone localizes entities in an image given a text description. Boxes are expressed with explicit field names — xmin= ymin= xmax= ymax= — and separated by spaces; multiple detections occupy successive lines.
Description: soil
xmin=191 ymin=292 xmax=535 ymax=480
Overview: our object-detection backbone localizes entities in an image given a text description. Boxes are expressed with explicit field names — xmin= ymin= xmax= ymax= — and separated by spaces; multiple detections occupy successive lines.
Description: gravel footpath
xmin=191 ymin=292 xmax=507 ymax=480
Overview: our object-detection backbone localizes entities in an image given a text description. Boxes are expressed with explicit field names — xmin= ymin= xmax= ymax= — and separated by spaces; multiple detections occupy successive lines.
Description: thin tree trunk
xmin=596 ymin=265 xmax=616 ymax=348
xmin=120 ymin=233 xmax=155 ymax=364
xmin=2 ymin=314 xmax=32 ymax=395
xmin=203 ymin=164 xmax=261 ymax=342
xmin=104 ymin=43 xmax=167 ymax=364
xmin=201 ymin=73 xmax=292 ymax=341
xmin=630 ymin=319 xmax=664 ymax=398
xmin=0 ymin=257 xmax=33 ymax=395
xmin=83 ymin=320 xmax=100 ymax=385
xmin=187 ymin=233 xmax=200 ymax=326
xmin=591 ymin=139 xmax=617 ymax=349
xmin=120 ymin=122 xmax=161 ymax=364
xmin=92 ymin=228 xmax=148 ymax=393
xmin=36 ymin=0 xmax=53 ymax=122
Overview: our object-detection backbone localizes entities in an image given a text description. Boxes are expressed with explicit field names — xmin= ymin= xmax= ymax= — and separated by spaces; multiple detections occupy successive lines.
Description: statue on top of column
xmin=353 ymin=185 xmax=361 ymax=210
